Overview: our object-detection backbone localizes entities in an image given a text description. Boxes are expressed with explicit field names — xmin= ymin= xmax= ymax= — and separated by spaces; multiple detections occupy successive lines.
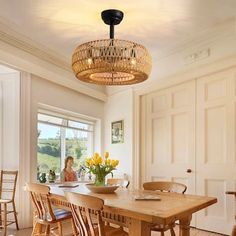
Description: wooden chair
xmin=0 ymin=170 xmax=19 ymax=236
xmin=107 ymin=178 xmax=130 ymax=188
xmin=65 ymin=191 xmax=128 ymax=236
xmin=226 ymin=191 xmax=236 ymax=236
xmin=143 ymin=181 xmax=187 ymax=236
xmin=27 ymin=183 xmax=73 ymax=236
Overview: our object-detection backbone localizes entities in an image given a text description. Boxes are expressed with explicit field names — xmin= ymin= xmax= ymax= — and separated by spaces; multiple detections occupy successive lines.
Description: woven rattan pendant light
xmin=72 ymin=9 xmax=152 ymax=85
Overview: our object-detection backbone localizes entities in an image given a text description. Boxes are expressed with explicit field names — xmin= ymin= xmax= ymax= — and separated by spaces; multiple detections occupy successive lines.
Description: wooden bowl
xmin=85 ymin=183 xmax=119 ymax=194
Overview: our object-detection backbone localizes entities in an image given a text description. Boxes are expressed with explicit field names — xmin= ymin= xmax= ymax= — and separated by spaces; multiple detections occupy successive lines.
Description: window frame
xmin=37 ymin=109 xmax=96 ymax=173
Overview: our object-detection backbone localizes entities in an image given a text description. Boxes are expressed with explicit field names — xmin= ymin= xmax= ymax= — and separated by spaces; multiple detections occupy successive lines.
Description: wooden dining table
xmin=35 ymin=183 xmax=217 ymax=236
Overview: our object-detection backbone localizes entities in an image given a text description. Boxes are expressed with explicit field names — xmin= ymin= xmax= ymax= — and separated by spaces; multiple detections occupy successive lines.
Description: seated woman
xmin=60 ymin=156 xmax=78 ymax=182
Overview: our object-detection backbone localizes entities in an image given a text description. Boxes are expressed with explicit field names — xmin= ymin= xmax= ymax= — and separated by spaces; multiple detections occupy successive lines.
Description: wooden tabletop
xmin=49 ymin=184 xmax=217 ymax=225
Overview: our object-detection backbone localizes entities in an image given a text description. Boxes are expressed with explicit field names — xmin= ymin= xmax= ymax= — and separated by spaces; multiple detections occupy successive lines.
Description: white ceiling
xmin=0 ymin=0 xmax=236 ymax=62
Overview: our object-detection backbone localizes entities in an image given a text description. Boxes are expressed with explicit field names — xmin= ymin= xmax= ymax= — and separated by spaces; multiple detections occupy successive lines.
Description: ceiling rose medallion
xmin=72 ymin=9 xmax=152 ymax=85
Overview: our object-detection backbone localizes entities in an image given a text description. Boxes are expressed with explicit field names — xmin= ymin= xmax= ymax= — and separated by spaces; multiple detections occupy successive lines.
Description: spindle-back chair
xmin=27 ymin=183 xmax=73 ymax=236
xmin=0 ymin=170 xmax=19 ymax=236
xmin=66 ymin=192 xmax=128 ymax=236
xmin=143 ymin=181 xmax=187 ymax=236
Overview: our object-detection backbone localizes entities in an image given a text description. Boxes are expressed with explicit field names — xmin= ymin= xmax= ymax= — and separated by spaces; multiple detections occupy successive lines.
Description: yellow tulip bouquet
xmin=85 ymin=152 xmax=119 ymax=186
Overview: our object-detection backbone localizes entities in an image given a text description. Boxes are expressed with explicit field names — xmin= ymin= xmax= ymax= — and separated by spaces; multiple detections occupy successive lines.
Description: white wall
xmin=0 ymin=70 xmax=21 ymax=227
xmin=30 ymin=75 xmax=105 ymax=180
xmin=104 ymin=89 xmax=133 ymax=179
xmin=0 ymin=72 xmax=20 ymax=169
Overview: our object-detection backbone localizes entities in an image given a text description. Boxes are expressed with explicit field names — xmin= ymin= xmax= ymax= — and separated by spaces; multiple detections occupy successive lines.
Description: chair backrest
xmin=0 ymin=170 xmax=18 ymax=201
xmin=66 ymin=192 xmax=105 ymax=236
xmin=27 ymin=183 xmax=56 ymax=221
xmin=143 ymin=181 xmax=187 ymax=194
xmin=107 ymin=178 xmax=130 ymax=188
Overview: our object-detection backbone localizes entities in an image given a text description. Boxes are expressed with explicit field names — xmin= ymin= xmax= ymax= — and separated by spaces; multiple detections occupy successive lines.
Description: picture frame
xmin=111 ymin=120 xmax=124 ymax=144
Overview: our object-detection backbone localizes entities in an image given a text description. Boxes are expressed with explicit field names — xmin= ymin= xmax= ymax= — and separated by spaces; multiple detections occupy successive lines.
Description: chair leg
xmin=45 ymin=225 xmax=50 ymax=236
xmin=12 ymin=201 xmax=19 ymax=230
xmin=0 ymin=203 xmax=2 ymax=227
xmin=170 ymin=227 xmax=176 ymax=236
xmin=71 ymin=218 xmax=77 ymax=236
xmin=3 ymin=203 xmax=7 ymax=236
xmin=31 ymin=222 xmax=41 ymax=236
xmin=57 ymin=222 xmax=63 ymax=236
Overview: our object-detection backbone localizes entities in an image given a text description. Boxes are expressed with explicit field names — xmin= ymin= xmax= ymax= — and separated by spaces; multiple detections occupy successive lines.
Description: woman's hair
xmin=64 ymin=156 xmax=74 ymax=170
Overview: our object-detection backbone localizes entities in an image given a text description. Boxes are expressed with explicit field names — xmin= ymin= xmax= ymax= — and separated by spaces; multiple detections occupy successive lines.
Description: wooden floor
xmin=6 ymin=226 xmax=225 ymax=236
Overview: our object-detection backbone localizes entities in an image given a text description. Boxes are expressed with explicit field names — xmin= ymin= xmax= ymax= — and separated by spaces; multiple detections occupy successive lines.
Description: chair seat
xmin=53 ymin=209 xmax=72 ymax=221
xmin=35 ymin=208 xmax=72 ymax=224
xmin=0 ymin=199 xmax=12 ymax=203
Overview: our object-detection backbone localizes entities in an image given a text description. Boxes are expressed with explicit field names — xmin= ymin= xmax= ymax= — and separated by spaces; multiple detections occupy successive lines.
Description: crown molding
xmin=0 ymin=19 xmax=71 ymax=71
xmin=153 ymin=18 xmax=236 ymax=61
xmin=0 ymin=20 xmax=107 ymax=102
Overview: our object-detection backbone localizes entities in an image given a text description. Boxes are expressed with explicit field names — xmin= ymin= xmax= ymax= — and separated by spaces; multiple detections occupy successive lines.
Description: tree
xmin=38 ymin=144 xmax=61 ymax=157
xmin=75 ymin=146 xmax=83 ymax=159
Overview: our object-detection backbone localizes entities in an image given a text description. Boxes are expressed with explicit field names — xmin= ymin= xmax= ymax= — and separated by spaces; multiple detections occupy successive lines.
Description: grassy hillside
xmin=37 ymin=153 xmax=61 ymax=173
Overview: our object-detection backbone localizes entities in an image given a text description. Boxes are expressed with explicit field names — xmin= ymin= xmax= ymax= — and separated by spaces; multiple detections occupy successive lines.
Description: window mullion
xmin=60 ymin=127 xmax=66 ymax=171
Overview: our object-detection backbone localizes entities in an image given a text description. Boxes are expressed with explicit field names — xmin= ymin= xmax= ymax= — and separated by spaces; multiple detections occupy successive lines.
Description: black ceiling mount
xmin=101 ymin=9 xmax=124 ymax=39
xmin=101 ymin=9 xmax=124 ymax=25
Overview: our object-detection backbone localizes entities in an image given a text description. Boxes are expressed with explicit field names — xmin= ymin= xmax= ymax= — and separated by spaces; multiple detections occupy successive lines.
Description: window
xmin=37 ymin=112 xmax=94 ymax=175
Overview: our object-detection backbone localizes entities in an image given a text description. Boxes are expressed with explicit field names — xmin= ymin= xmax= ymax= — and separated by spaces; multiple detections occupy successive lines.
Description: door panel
xmin=171 ymin=112 xmax=189 ymax=164
xmin=142 ymin=81 xmax=195 ymax=195
xmin=152 ymin=117 xmax=168 ymax=164
xmin=196 ymin=69 xmax=236 ymax=234
xmin=205 ymin=105 xmax=226 ymax=164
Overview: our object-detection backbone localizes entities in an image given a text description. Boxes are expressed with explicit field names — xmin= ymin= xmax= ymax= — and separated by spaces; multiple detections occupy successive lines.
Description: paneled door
xmin=141 ymin=81 xmax=196 ymax=194
xmin=196 ymin=69 xmax=236 ymax=234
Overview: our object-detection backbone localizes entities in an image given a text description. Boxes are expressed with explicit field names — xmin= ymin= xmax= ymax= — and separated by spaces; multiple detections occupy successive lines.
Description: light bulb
xmin=131 ymin=59 xmax=136 ymax=65
xmin=87 ymin=58 xmax=93 ymax=65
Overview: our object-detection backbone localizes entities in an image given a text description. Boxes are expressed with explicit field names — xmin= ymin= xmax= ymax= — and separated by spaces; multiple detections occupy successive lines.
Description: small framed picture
xmin=111 ymin=120 xmax=124 ymax=144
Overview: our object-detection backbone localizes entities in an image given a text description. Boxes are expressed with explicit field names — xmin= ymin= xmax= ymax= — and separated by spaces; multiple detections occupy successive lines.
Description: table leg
xmin=232 ymin=225 xmax=236 ymax=236
xmin=179 ymin=215 xmax=192 ymax=236
xmin=128 ymin=218 xmax=151 ymax=236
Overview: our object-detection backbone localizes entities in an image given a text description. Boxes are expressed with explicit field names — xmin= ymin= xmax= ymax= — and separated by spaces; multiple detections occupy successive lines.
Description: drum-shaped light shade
xmin=72 ymin=39 xmax=152 ymax=85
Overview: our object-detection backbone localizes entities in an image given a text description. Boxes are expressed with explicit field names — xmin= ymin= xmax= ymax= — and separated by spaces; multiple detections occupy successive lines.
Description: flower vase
xmin=95 ymin=175 xmax=106 ymax=186
xmin=39 ymin=173 xmax=47 ymax=183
